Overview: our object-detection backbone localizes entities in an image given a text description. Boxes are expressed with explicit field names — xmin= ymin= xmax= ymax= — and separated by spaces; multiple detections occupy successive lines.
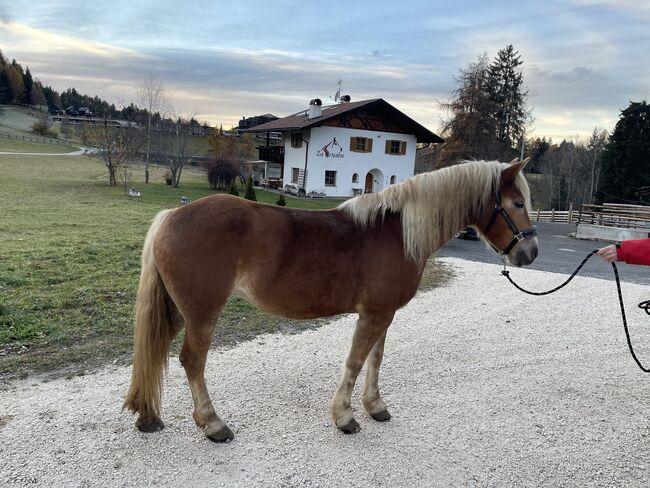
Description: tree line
xmin=419 ymin=45 xmax=650 ymax=210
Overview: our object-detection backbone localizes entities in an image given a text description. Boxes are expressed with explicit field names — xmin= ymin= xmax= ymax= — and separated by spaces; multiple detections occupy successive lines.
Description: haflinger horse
xmin=123 ymin=158 xmax=538 ymax=442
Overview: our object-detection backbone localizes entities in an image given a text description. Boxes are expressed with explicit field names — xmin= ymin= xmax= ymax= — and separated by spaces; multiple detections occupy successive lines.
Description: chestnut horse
xmin=124 ymin=158 xmax=538 ymax=442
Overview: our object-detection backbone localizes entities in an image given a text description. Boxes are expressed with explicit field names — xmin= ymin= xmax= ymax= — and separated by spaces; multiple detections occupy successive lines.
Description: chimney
xmin=308 ymin=98 xmax=322 ymax=119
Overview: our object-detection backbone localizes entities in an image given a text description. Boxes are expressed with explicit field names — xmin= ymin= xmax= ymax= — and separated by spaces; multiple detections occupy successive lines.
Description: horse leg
xmin=361 ymin=332 xmax=391 ymax=421
xmin=180 ymin=318 xmax=234 ymax=443
xmin=330 ymin=311 xmax=394 ymax=434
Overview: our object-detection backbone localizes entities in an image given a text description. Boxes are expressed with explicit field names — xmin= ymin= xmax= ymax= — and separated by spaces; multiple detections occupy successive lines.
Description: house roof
xmin=246 ymin=98 xmax=443 ymax=143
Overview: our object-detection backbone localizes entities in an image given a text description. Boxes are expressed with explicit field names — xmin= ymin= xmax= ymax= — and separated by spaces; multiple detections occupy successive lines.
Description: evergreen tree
xmin=276 ymin=194 xmax=287 ymax=206
xmin=440 ymin=45 xmax=531 ymax=166
xmin=598 ymin=101 xmax=650 ymax=203
xmin=440 ymin=53 xmax=498 ymax=165
xmin=8 ymin=60 xmax=25 ymax=103
xmin=0 ymin=69 xmax=15 ymax=104
xmin=244 ymin=176 xmax=257 ymax=201
xmin=487 ymin=45 xmax=530 ymax=153
xmin=228 ymin=182 xmax=239 ymax=196
xmin=29 ymin=81 xmax=47 ymax=107
xmin=21 ymin=67 xmax=33 ymax=105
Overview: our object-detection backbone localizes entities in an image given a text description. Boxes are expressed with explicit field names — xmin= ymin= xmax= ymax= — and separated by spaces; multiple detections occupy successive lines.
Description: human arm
xmin=615 ymin=238 xmax=650 ymax=265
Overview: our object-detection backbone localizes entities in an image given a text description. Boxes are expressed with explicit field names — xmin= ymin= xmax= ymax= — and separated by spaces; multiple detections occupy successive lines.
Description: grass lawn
xmin=0 ymin=154 xmax=453 ymax=382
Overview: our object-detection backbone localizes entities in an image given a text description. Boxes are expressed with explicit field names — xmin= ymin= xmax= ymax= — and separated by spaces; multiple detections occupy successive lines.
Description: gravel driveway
xmin=2 ymin=258 xmax=650 ymax=487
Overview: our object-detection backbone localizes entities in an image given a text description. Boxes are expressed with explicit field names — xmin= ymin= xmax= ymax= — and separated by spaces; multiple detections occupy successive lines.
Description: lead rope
xmin=501 ymin=249 xmax=650 ymax=373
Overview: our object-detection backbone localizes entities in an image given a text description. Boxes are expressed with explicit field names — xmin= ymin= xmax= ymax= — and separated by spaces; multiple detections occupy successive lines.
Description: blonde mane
xmin=339 ymin=160 xmax=531 ymax=267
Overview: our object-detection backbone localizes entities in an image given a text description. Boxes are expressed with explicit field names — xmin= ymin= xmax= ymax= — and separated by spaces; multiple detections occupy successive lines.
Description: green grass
xmin=0 ymin=138 xmax=77 ymax=153
xmin=0 ymin=155 xmax=453 ymax=381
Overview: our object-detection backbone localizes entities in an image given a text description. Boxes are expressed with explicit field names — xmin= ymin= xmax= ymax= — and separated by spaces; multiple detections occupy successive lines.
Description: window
xmin=385 ymin=140 xmax=407 ymax=155
xmin=291 ymin=167 xmax=300 ymax=184
xmin=349 ymin=137 xmax=373 ymax=153
xmin=390 ymin=175 xmax=396 ymax=185
xmin=325 ymin=170 xmax=337 ymax=187
xmin=291 ymin=133 xmax=303 ymax=148
xmin=352 ymin=173 xmax=359 ymax=183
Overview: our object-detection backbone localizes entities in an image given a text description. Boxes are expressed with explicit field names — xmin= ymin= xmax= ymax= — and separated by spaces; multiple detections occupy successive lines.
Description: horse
xmin=123 ymin=158 xmax=538 ymax=442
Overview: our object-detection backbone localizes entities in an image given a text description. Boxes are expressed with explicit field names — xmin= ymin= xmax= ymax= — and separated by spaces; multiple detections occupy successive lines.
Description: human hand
xmin=597 ymin=244 xmax=619 ymax=263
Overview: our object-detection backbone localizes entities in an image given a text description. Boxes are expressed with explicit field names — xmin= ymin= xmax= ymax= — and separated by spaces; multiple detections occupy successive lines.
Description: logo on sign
xmin=316 ymin=137 xmax=344 ymax=158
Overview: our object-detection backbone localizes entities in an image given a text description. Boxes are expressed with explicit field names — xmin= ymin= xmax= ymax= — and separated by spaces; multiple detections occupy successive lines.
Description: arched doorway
xmin=364 ymin=168 xmax=384 ymax=193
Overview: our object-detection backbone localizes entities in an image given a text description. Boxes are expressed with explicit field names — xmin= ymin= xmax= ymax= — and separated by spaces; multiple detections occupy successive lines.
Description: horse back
xmin=154 ymin=195 xmax=422 ymax=320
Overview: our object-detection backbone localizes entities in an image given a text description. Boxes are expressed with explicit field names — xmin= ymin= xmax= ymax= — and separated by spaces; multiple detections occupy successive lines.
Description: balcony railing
xmin=258 ymin=145 xmax=284 ymax=163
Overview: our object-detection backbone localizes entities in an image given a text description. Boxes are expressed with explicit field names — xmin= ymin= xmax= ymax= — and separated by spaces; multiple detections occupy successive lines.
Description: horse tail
xmin=123 ymin=209 xmax=180 ymax=423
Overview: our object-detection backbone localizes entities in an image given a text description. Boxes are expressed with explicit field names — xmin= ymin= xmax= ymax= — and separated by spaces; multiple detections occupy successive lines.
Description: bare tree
xmin=82 ymin=120 xmax=142 ymax=188
xmin=137 ymin=74 xmax=169 ymax=184
xmin=159 ymin=111 xmax=194 ymax=187
xmin=584 ymin=128 xmax=608 ymax=204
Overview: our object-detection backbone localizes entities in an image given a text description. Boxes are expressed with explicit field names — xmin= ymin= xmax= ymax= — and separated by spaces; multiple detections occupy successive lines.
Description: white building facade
xmin=249 ymin=98 xmax=442 ymax=197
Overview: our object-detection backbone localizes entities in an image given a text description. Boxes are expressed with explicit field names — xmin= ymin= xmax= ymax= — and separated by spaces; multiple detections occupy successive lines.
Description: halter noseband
xmin=483 ymin=191 xmax=538 ymax=255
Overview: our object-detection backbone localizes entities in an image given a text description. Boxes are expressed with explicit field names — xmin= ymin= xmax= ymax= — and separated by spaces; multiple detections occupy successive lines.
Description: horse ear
xmin=502 ymin=158 xmax=530 ymax=185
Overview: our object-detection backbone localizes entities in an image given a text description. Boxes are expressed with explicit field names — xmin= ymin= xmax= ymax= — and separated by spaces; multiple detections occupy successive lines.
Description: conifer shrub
xmin=244 ymin=176 xmax=256 ymax=201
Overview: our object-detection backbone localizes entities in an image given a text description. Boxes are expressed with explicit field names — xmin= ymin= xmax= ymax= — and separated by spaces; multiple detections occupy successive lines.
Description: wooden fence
xmin=0 ymin=131 xmax=69 ymax=146
xmin=577 ymin=203 xmax=650 ymax=230
xmin=532 ymin=202 xmax=650 ymax=229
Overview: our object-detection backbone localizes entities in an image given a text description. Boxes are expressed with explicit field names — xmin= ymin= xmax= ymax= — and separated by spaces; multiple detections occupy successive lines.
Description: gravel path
xmin=2 ymin=258 xmax=650 ymax=487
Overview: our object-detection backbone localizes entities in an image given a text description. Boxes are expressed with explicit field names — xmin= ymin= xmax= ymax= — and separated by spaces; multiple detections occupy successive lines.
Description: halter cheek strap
xmin=483 ymin=192 xmax=538 ymax=255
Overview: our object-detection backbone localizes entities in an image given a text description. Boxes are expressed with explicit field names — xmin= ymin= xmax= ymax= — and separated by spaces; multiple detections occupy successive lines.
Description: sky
xmin=0 ymin=0 xmax=648 ymax=140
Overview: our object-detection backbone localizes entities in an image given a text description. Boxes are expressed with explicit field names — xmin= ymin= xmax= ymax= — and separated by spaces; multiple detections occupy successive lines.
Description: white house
xmin=248 ymin=98 xmax=443 ymax=197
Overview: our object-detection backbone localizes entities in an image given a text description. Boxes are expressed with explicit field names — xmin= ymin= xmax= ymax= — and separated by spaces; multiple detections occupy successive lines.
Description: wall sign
xmin=316 ymin=137 xmax=344 ymax=158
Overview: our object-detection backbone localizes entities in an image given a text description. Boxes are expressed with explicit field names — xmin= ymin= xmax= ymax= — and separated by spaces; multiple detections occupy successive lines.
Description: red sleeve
xmin=617 ymin=238 xmax=650 ymax=265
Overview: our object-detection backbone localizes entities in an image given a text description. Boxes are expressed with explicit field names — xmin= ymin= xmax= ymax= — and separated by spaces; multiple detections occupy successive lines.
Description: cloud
xmin=0 ymin=20 xmax=140 ymax=58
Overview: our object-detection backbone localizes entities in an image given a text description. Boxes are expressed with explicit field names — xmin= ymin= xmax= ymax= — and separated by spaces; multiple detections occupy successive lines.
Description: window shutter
xmin=385 ymin=140 xmax=391 ymax=154
xmin=366 ymin=138 xmax=373 ymax=152
xmin=400 ymin=141 xmax=407 ymax=155
xmin=349 ymin=137 xmax=356 ymax=152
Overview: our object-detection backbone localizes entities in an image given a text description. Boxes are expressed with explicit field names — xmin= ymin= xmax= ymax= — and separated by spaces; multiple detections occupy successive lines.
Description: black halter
xmin=483 ymin=191 xmax=538 ymax=255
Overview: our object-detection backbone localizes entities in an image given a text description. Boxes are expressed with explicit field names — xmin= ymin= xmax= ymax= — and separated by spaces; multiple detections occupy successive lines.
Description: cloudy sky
xmin=1 ymin=0 xmax=648 ymax=139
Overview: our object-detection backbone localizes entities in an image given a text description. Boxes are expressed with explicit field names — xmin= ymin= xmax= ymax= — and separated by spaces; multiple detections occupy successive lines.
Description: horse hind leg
xmin=330 ymin=310 xmax=394 ymax=434
xmin=180 ymin=315 xmax=234 ymax=443
xmin=361 ymin=332 xmax=391 ymax=422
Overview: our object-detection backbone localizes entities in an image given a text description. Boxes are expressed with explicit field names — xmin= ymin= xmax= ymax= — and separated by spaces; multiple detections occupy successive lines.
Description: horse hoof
xmin=206 ymin=424 xmax=235 ymax=443
xmin=370 ymin=409 xmax=391 ymax=422
xmin=136 ymin=415 xmax=165 ymax=432
xmin=339 ymin=418 xmax=361 ymax=434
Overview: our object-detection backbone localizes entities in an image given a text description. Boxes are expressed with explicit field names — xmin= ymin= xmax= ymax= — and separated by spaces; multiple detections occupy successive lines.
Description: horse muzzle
xmin=507 ymin=237 xmax=538 ymax=267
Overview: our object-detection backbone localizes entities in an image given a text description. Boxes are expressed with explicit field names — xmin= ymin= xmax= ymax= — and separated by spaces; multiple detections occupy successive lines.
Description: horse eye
xmin=514 ymin=202 xmax=525 ymax=209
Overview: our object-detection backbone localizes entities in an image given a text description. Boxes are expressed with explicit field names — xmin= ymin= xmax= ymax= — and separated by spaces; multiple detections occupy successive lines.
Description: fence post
xmin=536 ymin=209 xmax=540 ymax=221
xmin=578 ymin=208 xmax=582 ymax=225
xmin=551 ymin=208 xmax=555 ymax=222
xmin=568 ymin=202 xmax=574 ymax=224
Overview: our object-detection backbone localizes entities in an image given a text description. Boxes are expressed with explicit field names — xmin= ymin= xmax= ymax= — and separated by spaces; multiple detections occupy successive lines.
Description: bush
xmin=228 ymin=182 xmax=239 ymax=196
xmin=32 ymin=120 xmax=58 ymax=137
xmin=244 ymin=176 xmax=257 ymax=201
xmin=203 ymin=158 xmax=239 ymax=191
xmin=276 ymin=194 xmax=286 ymax=206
